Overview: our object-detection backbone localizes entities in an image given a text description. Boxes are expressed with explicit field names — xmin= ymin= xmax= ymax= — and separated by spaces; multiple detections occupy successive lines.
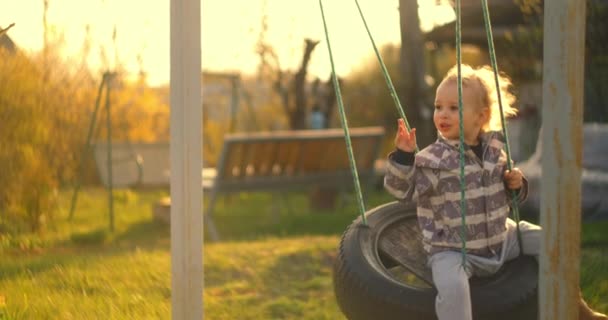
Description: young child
xmin=384 ymin=64 xmax=607 ymax=320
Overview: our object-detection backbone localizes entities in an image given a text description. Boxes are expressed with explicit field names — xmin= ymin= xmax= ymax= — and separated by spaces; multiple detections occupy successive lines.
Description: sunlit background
xmin=1 ymin=1 xmax=607 ymax=318
xmin=3 ymin=0 xmax=454 ymax=86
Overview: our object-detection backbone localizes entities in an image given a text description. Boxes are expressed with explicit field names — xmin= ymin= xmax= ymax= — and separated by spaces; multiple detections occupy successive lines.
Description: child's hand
xmin=503 ymin=168 xmax=523 ymax=190
xmin=394 ymin=119 xmax=417 ymax=152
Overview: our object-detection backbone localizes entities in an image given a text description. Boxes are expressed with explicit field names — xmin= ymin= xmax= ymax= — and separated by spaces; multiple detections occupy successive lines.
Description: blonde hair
xmin=441 ymin=64 xmax=517 ymax=132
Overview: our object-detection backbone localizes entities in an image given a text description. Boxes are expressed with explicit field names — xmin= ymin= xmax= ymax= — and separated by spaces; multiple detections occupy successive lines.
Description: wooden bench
xmin=199 ymin=126 xmax=385 ymax=240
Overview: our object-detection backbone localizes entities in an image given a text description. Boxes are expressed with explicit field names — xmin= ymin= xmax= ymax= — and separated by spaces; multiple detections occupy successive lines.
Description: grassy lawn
xmin=0 ymin=187 xmax=606 ymax=319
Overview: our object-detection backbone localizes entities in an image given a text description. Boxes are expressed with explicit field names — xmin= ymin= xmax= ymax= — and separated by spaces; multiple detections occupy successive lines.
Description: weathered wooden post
xmin=540 ymin=1 xmax=586 ymax=319
xmin=170 ymin=0 xmax=203 ymax=318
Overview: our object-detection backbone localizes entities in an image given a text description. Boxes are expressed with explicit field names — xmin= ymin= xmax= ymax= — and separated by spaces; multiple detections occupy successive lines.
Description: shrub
xmin=0 ymin=46 xmax=94 ymax=232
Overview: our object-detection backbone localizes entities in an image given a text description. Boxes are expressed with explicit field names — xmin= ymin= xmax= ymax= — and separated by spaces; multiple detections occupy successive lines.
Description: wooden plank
xmin=238 ymin=141 xmax=256 ymax=177
xmin=540 ymin=1 xmax=586 ymax=319
xmin=222 ymin=142 xmax=245 ymax=179
xmin=322 ymin=140 xmax=345 ymax=171
xmin=275 ymin=140 xmax=300 ymax=176
xmin=352 ymin=137 xmax=374 ymax=169
xmin=299 ymin=140 xmax=319 ymax=173
xmin=170 ymin=0 xmax=203 ymax=317
xmin=209 ymin=127 xmax=385 ymax=191
xmin=365 ymin=136 xmax=382 ymax=168
xmin=378 ymin=216 xmax=434 ymax=285
xmin=249 ymin=141 xmax=277 ymax=176
xmin=225 ymin=126 xmax=384 ymax=143
xmin=214 ymin=172 xmax=355 ymax=192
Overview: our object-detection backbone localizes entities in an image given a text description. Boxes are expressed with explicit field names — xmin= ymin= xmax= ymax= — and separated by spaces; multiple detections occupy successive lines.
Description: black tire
xmin=333 ymin=201 xmax=538 ymax=320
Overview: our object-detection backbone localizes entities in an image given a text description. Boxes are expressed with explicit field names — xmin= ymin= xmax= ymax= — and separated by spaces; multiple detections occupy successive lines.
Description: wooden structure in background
xmin=202 ymin=126 xmax=384 ymax=240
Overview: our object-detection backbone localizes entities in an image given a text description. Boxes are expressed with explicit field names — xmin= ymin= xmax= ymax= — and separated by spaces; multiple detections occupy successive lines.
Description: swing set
xmin=320 ymin=0 xmax=576 ymax=319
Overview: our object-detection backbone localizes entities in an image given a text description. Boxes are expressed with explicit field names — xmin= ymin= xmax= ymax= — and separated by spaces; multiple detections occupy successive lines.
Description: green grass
xmin=0 ymin=235 xmax=342 ymax=319
xmin=0 ymin=187 xmax=606 ymax=319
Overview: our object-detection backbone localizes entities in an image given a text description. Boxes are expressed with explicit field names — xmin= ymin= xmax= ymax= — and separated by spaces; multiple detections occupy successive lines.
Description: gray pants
xmin=428 ymin=219 xmax=541 ymax=320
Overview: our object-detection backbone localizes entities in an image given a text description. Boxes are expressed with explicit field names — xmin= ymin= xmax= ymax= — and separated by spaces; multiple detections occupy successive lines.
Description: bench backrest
xmin=211 ymin=127 xmax=385 ymax=192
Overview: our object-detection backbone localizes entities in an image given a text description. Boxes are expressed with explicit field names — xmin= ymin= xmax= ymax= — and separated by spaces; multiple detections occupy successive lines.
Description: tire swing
xmin=318 ymin=1 xmax=539 ymax=319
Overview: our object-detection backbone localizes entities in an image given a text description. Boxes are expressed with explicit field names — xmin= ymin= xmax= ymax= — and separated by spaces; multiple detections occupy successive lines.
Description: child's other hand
xmin=394 ymin=119 xmax=416 ymax=152
xmin=503 ymin=168 xmax=523 ymax=190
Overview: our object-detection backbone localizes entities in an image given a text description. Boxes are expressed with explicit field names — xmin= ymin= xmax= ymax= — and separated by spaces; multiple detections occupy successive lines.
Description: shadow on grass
xmin=263 ymin=249 xmax=335 ymax=288
xmin=60 ymin=219 xmax=170 ymax=250
xmin=207 ymin=190 xmax=393 ymax=242
xmin=0 ymin=254 xmax=73 ymax=281
xmin=259 ymin=249 xmax=337 ymax=319
xmin=0 ymin=220 xmax=171 ymax=282
xmin=112 ymin=219 xmax=170 ymax=249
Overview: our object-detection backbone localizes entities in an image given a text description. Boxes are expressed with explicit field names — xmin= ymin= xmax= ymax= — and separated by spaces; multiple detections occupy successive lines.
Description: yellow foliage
xmin=0 ymin=42 xmax=108 ymax=230
xmin=101 ymin=78 xmax=170 ymax=143
xmin=0 ymin=40 xmax=174 ymax=232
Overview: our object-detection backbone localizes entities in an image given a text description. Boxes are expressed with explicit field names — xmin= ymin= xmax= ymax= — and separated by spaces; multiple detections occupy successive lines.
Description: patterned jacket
xmin=384 ymin=131 xmax=527 ymax=257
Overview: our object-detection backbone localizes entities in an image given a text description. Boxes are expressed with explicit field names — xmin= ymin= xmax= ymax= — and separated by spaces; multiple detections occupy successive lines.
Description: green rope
xmin=352 ymin=0 xmax=418 ymax=152
xmin=480 ymin=0 xmax=524 ymax=254
xmin=318 ymin=0 xmax=518 ymax=259
xmin=319 ymin=0 xmax=368 ymax=225
xmin=455 ymin=0 xmax=468 ymax=267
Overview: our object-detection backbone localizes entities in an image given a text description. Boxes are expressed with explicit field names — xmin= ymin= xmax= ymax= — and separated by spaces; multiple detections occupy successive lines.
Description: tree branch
xmin=0 ymin=23 xmax=15 ymax=38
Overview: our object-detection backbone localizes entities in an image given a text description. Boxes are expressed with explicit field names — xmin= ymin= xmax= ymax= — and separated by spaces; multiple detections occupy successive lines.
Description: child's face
xmin=433 ymin=80 xmax=488 ymax=145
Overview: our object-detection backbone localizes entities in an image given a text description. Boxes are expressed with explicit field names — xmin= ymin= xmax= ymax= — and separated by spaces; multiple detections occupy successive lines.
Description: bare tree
xmin=0 ymin=23 xmax=15 ymax=38
xmin=311 ymin=75 xmax=338 ymax=129
xmin=255 ymin=1 xmax=337 ymax=130
xmin=289 ymin=39 xmax=319 ymax=129
xmin=258 ymin=36 xmax=335 ymax=130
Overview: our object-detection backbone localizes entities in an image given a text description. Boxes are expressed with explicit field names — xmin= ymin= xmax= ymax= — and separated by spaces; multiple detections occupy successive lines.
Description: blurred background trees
xmin=0 ymin=42 xmax=92 ymax=232
xmin=1 ymin=0 xmax=607 ymax=233
xmin=0 ymin=33 xmax=169 ymax=232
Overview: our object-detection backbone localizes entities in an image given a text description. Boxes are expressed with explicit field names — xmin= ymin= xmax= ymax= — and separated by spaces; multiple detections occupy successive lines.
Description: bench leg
xmin=280 ymin=192 xmax=292 ymax=215
xmin=205 ymin=190 xmax=221 ymax=241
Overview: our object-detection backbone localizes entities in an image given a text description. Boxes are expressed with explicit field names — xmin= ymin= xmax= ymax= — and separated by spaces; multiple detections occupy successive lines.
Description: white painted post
xmin=540 ymin=1 xmax=586 ymax=319
xmin=170 ymin=0 xmax=203 ymax=318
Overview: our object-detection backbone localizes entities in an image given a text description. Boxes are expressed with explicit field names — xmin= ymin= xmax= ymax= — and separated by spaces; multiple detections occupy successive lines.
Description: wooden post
xmin=170 ymin=0 xmax=203 ymax=318
xmin=105 ymin=72 xmax=115 ymax=232
xmin=540 ymin=1 xmax=586 ymax=319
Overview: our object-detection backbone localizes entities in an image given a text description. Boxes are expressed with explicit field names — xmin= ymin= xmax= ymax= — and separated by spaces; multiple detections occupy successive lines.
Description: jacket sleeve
xmin=384 ymin=150 xmax=417 ymax=202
